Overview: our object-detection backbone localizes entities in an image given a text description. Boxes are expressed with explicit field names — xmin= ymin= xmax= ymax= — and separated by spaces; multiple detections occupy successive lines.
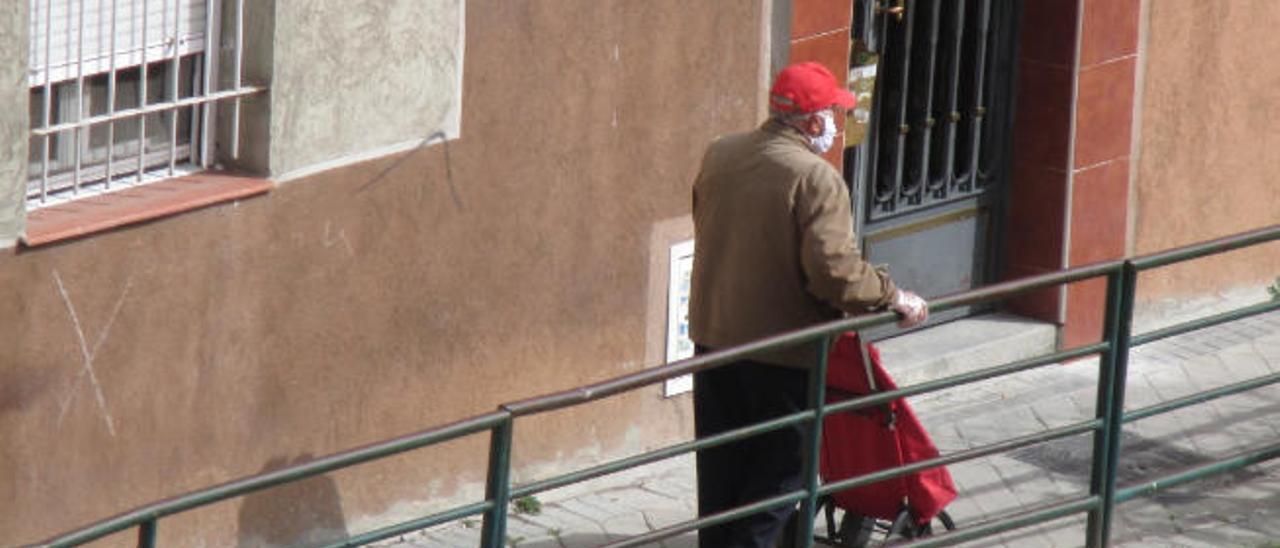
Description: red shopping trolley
xmin=789 ymin=332 xmax=958 ymax=547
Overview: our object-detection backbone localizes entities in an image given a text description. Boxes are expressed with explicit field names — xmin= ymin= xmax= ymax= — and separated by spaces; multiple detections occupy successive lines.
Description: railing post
xmin=1085 ymin=262 xmax=1137 ymax=547
xmin=136 ymin=519 xmax=157 ymax=548
xmin=480 ymin=412 xmax=515 ymax=548
xmin=794 ymin=334 xmax=831 ymax=548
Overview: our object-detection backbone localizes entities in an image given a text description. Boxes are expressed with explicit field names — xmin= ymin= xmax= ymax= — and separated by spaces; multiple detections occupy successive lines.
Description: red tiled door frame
xmin=1004 ymin=0 xmax=1141 ymax=349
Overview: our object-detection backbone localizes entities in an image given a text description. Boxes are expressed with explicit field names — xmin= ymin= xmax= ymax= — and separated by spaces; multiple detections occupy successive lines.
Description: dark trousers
xmin=693 ymin=348 xmax=810 ymax=548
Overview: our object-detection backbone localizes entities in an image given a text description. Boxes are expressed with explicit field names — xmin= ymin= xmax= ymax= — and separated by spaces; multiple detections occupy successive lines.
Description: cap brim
xmin=830 ymin=89 xmax=857 ymax=109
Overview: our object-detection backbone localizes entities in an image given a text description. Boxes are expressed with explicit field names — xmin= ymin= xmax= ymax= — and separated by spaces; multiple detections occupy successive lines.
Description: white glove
xmin=891 ymin=289 xmax=929 ymax=328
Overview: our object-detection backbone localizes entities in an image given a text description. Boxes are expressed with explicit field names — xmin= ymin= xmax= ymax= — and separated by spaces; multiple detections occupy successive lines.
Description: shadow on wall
xmin=236 ymin=454 xmax=348 ymax=547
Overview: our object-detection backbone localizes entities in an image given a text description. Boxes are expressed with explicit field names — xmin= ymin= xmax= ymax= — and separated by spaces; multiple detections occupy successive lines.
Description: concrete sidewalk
xmin=378 ymin=309 xmax=1280 ymax=548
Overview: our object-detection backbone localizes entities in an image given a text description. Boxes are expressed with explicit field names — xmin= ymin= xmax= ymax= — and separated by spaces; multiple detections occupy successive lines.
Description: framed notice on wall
xmin=664 ymin=239 xmax=695 ymax=397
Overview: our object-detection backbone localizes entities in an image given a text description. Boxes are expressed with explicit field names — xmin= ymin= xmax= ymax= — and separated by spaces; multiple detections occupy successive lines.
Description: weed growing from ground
xmin=512 ymin=495 xmax=542 ymax=515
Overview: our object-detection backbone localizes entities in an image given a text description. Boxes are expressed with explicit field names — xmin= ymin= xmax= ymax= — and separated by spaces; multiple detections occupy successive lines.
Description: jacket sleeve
xmin=794 ymin=163 xmax=898 ymax=313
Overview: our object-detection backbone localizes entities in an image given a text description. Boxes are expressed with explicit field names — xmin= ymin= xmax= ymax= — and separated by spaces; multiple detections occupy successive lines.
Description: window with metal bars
xmin=26 ymin=0 xmax=256 ymax=208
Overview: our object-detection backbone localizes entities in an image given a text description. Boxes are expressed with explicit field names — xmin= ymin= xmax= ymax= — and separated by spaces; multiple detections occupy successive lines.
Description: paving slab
xmin=876 ymin=313 xmax=1057 ymax=386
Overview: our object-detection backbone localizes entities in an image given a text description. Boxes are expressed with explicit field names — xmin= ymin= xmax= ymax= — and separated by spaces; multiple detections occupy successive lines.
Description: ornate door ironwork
xmin=847 ymin=0 xmax=1022 ymax=327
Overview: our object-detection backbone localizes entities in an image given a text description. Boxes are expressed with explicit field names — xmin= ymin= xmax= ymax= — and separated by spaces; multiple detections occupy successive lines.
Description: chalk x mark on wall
xmin=53 ymin=270 xmax=133 ymax=437
xmin=323 ymin=221 xmax=355 ymax=255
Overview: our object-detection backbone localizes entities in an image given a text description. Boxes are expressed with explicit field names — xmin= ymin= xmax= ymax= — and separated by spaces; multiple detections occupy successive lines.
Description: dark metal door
xmin=846 ymin=0 xmax=1022 ymax=327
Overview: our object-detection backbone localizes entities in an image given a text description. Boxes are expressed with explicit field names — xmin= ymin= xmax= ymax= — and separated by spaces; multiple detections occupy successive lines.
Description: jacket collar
xmin=761 ymin=118 xmax=812 ymax=150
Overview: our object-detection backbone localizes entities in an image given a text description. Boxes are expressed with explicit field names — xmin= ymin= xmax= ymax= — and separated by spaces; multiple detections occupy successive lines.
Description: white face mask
xmin=807 ymin=110 xmax=837 ymax=154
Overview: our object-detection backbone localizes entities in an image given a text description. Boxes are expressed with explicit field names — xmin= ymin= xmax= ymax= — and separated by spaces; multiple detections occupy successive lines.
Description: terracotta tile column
xmin=1004 ymin=0 xmax=1079 ymax=324
xmin=1003 ymin=0 xmax=1140 ymax=348
xmin=787 ymin=0 xmax=853 ymax=168
xmin=1063 ymin=0 xmax=1140 ymax=348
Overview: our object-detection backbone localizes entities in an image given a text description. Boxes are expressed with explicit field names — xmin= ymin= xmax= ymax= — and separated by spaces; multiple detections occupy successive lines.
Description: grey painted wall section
xmin=251 ymin=0 xmax=465 ymax=179
xmin=0 ymin=2 xmax=29 ymax=247
xmin=230 ymin=0 xmax=277 ymax=175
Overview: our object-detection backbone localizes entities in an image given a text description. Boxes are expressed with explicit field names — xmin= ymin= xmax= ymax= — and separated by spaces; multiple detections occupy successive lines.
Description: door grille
xmin=866 ymin=0 xmax=1007 ymax=221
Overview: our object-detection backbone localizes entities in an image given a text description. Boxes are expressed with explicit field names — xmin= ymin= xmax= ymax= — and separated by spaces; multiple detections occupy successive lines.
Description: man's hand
xmin=891 ymin=289 xmax=929 ymax=328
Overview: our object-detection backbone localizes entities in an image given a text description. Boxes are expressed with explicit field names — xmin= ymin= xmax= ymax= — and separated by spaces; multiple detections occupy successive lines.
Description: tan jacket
xmin=689 ymin=120 xmax=897 ymax=369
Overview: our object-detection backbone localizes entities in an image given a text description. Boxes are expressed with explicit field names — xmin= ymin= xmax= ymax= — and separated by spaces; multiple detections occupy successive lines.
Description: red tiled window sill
xmin=22 ymin=173 xmax=273 ymax=247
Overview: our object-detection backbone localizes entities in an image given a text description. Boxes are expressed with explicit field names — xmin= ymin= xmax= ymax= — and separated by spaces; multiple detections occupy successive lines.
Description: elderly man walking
xmin=688 ymin=61 xmax=929 ymax=547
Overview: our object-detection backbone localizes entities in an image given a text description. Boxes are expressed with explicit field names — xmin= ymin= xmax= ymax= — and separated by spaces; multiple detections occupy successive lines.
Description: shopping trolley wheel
xmin=777 ymin=497 xmax=869 ymax=548
xmin=937 ymin=510 xmax=957 ymax=531
xmin=835 ymin=511 xmax=875 ymax=547
xmin=886 ymin=509 xmax=956 ymax=540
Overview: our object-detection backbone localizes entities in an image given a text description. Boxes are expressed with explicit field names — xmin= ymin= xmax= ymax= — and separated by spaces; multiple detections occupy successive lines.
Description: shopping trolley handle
xmin=825 ymin=387 xmax=898 ymax=429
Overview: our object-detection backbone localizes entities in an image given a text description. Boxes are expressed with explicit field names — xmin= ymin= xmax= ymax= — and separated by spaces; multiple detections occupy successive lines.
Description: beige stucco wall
xmin=0 ymin=1 xmax=28 ymax=248
xmin=1132 ymin=1 xmax=1280 ymax=300
xmin=1 ymin=1 xmax=764 ymax=544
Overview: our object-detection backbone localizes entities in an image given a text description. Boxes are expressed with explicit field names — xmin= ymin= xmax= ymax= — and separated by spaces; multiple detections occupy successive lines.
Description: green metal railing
xmin=34 ymin=224 xmax=1280 ymax=548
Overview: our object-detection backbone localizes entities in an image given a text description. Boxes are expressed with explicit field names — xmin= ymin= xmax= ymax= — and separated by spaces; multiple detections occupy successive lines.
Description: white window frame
xmin=26 ymin=0 xmax=259 ymax=208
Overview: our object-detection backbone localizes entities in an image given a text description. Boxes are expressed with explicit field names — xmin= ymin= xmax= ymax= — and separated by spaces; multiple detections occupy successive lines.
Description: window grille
xmin=26 ymin=0 xmax=260 ymax=208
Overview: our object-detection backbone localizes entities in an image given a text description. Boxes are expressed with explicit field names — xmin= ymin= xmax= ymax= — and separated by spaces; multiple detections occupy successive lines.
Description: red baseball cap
xmin=769 ymin=61 xmax=856 ymax=114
